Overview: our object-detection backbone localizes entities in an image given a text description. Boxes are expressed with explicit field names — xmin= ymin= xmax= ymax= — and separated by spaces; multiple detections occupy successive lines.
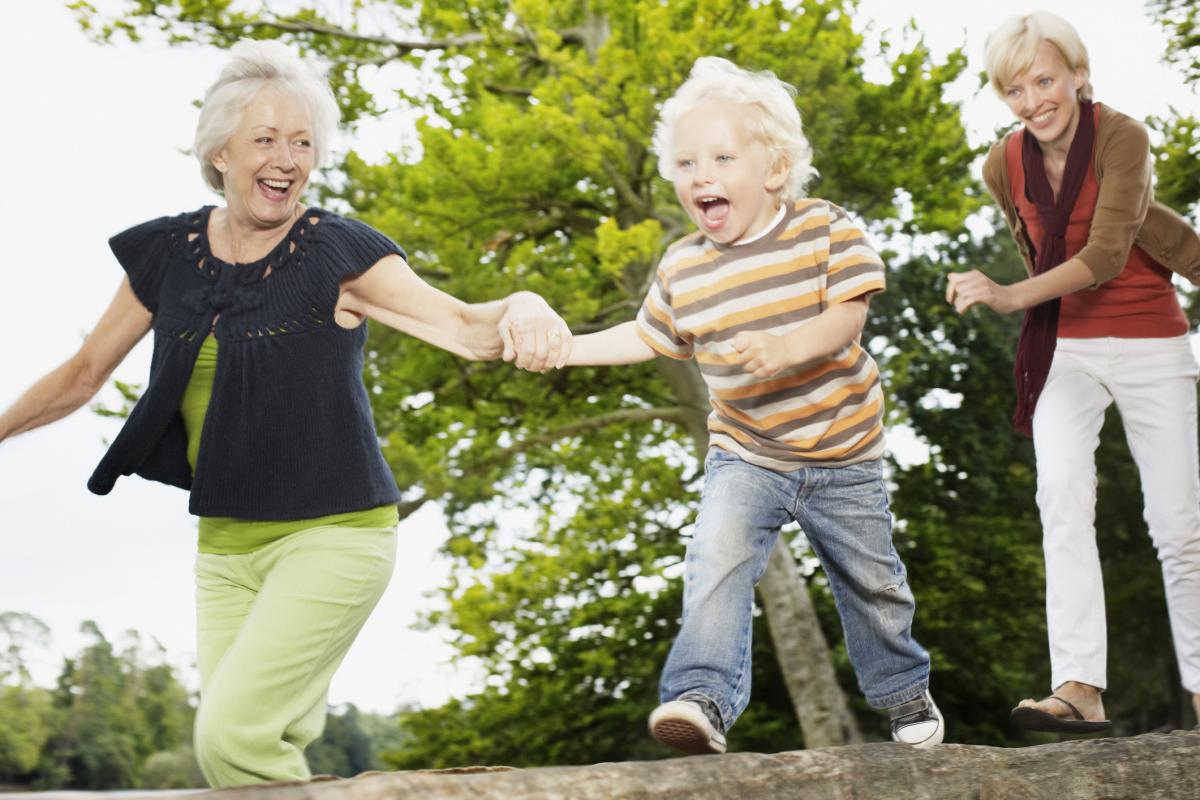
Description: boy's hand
xmin=732 ymin=330 xmax=800 ymax=378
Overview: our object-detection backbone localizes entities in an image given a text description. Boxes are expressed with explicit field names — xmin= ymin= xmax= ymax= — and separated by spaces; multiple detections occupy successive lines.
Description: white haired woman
xmin=0 ymin=40 xmax=571 ymax=786
xmin=946 ymin=11 xmax=1200 ymax=732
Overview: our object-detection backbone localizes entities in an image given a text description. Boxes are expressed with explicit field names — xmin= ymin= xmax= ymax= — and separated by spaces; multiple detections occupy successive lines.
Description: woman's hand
xmin=499 ymin=292 xmax=573 ymax=372
xmin=945 ymin=270 xmax=1020 ymax=315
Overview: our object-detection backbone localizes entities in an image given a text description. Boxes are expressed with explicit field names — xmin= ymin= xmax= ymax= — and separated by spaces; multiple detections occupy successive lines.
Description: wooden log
xmin=174 ymin=730 xmax=1200 ymax=800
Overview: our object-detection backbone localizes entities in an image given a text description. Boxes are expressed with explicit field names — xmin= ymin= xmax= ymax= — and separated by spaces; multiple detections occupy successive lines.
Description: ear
xmin=1073 ymin=69 xmax=1087 ymax=91
xmin=765 ymin=154 xmax=790 ymax=193
xmin=211 ymin=150 xmax=229 ymax=175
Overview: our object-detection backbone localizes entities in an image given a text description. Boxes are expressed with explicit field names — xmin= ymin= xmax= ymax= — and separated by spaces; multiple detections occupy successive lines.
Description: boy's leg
xmin=793 ymin=459 xmax=929 ymax=709
xmin=658 ymin=449 xmax=792 ymax=732
xmin=192 ymin=525 xmax=396 ymax=788
xmin=1109 ymin=336 xmax=1200 ymax=698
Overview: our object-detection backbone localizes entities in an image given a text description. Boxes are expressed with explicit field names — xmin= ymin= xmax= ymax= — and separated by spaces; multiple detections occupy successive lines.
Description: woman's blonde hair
xmin=984 ymin=11 xmax=1093 ymax=100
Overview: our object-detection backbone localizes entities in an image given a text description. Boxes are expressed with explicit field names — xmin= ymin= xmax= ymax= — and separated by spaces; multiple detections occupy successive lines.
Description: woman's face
xmin=1001 ymin=41 xmax=1086 ymax=151
xmin=211 ymin=87 xmax=315 ymax=228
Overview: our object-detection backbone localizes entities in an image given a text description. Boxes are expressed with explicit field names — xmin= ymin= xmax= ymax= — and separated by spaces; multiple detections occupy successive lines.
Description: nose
xmin=271 ymin=141 xmax=296 ymax=171
xmin=693 ymin=165 xmax=714 ymax=186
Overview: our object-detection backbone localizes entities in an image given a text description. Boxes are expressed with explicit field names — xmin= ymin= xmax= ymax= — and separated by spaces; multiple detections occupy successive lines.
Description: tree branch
xmin=504 ymin=407 xmax=690 ymax=457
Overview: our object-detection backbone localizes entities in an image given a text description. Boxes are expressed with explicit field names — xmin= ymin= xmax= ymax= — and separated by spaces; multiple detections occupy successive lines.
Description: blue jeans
xmin=659 ymin=448 xmax=930 ymax=730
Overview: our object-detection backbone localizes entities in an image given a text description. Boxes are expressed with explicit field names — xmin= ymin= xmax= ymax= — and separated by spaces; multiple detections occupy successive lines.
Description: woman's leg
xmin=1032 ymin=340 xmax=1112 ymax=697
xmin=1109 ymin=335 xmax=1200 ymax=698
xmin=192 ymin=525 xmax=396 ymax=788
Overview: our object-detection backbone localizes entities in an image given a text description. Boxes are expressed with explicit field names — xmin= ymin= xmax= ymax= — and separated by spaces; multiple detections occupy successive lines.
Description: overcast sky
xmin=1 ymin=1 xmax=1197 ymax=713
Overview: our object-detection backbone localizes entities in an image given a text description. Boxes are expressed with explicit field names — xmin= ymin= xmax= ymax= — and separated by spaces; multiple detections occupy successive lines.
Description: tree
xmin=73 ymin=0 xmax=981 ymax=759
xmin=37 ymin=622 xmax=195 ymax=790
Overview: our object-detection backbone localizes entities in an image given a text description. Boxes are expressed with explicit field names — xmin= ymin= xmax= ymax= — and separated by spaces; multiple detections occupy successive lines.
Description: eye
xmin=256 ymin=136 xmax=274 ymax=145
xmin=293 ymin=139 xmax=313 ymax=149
xmin=1038 ymin=77 xmax=1052 ymax=87
xmin=1006 ymin=87 xmax=1021 ymax=98
xmin=676 ymin=158 xmax=694 ymax=169
xmin=716 ymin=154 xmax=734 ymax=163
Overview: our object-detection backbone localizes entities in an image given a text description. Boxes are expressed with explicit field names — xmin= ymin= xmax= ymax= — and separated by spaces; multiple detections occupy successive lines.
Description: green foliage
xmin=34 ymin=622 xmax=196 ymax=790
xmin=1149 ymin=0 xmax=1200 ymax=88
xmin=305 ymin=704 xmax=379 ymax=777
xmin=0 ymin=686 xmax=54 ymax=781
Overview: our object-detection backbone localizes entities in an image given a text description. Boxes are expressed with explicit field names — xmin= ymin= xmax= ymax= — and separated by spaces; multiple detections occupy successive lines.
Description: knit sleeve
xmin=315 ymin=214 xmax=408 ymax=281
xmin=1079 ymin=111 xmax=1153 ymax=286
xmin=108 ymin=216 xmax=177 ymax=314
xmin=825 ymin=203 xmax=885 ymax=304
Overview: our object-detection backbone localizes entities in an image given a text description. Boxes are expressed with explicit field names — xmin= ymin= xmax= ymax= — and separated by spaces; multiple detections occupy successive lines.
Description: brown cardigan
xmin=982 ymin=103 xmax=1200 ymax=287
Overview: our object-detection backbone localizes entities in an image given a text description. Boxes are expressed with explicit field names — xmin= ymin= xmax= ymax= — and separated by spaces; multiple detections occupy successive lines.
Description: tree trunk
xmin=188 ymin=731 xmax=1200 ymax=800
xmin=656 ymin=358 xmax=860 ymax=746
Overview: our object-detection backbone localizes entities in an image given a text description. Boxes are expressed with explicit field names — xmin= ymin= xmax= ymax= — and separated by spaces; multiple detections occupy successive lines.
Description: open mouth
xmin=697 ymin=195 xmax=730 ymax=226
xmin=257 ymin=178 xmax=292 ymax=200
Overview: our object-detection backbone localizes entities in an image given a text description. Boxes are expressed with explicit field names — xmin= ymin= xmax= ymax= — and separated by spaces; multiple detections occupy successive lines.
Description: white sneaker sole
xmin=648 ymin=701 xmax=727 ymax=755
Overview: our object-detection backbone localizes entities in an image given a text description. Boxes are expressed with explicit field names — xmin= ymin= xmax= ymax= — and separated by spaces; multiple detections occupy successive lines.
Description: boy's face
xmin=671 ymin=99 xmax=789 ymax=245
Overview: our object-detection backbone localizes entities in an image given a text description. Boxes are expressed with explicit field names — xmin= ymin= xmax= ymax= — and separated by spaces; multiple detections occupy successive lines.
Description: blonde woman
xmin=947 ymin=11 xmax=1200 ymax=732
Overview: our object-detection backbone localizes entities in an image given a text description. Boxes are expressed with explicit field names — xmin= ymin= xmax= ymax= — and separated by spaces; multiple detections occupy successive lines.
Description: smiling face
xmin=1002 ymin=41 xmax=1086 ymax=152
xmin=211 ymin=87 xmax=315 ymax=230
xmin=671 ymin=98 xmax=789 ymax=245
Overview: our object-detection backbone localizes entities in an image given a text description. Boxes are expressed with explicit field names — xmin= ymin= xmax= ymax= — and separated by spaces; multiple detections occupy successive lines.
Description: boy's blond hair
xmin=985 ymin=11 xmax=1093 ymax=101
xmin=652 ymin=57 xmax=817 ymax=203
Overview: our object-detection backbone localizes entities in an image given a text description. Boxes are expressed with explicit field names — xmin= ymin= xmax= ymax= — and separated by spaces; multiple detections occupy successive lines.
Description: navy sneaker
xmin=889 ymin=690 xmax=944 ymax=748
xmin=648 ymin=692 xmax=727 ymax=754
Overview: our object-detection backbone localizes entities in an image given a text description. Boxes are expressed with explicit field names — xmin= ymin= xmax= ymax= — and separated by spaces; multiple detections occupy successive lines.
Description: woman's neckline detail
xmin=194 ymin=205 xmax=326 ymax=270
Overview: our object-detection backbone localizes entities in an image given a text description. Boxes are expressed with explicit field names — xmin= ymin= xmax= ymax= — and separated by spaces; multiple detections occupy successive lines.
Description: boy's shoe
xmin=889 ymin=690 xmax=944 ymax=748
xmin=648 ymin=692 xmax=727 ymax=755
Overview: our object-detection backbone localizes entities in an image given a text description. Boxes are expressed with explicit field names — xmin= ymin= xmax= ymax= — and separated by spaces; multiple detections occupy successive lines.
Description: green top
xmin=181 ymin=335 xmax=398 ymax=554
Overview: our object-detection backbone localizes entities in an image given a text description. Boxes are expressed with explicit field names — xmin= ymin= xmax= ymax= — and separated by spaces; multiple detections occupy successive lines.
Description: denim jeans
xmin=659 ymin=448 xmax=930 ymax=730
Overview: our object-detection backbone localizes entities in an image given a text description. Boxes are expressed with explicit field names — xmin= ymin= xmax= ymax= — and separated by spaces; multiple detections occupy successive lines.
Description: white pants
xmin=1032 ymin=335 xmax=1200 ymax=694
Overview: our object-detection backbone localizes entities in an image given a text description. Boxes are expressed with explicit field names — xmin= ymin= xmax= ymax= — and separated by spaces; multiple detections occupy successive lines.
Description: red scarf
xmin=1011 ymin=100 xmax=1095 ymax=436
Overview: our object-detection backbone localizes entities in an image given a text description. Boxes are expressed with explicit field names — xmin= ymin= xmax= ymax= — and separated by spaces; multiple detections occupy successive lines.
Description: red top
xmin=1006 ymin=106 xmax=1187 ymax=339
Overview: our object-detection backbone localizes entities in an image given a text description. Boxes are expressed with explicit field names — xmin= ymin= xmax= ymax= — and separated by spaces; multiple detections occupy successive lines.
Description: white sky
xmin=1 ymin=1 xmax=1197 ymax=714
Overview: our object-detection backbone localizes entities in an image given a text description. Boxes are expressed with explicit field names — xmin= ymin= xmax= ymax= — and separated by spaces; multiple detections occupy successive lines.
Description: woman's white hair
xmin=985 ymin=11 xmax=1093 ymax=101
xmin=194 ymin=39 xmax=340 ymax=193
xmin=652 ymin=57 xmax=817 ymax=203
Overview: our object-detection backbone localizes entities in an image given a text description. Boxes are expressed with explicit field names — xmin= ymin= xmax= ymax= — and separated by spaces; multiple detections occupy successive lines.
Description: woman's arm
xmin=0 ymin=279 xmax=153 ymax=442
xmin=337 ymin=254 xmax=572 ymax=371
xmin=565 ymin=321 xmax=658 ymax=366
xmin=945 ymin=258 xmax=1095 ymax=315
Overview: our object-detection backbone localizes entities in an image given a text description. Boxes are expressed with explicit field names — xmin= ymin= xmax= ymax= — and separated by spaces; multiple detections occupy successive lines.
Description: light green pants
xmin=192 ymin=524 xmax=396 ymax=788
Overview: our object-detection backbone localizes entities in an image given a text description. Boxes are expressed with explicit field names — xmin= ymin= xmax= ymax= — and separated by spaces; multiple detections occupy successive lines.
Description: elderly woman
xmin=946 ymin=11 xmax=1200 ymax=733
xmin=0 ymin=41 xmax=570 ymax=786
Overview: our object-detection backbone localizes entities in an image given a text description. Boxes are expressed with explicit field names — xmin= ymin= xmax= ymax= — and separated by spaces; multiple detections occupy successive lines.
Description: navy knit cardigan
xmin=88 ymin=206 xmax=404 ymax=520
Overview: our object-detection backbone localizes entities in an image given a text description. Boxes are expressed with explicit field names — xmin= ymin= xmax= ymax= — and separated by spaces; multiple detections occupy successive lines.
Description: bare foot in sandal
xmin=1011 ymin=681 xmax=1111 ymax=733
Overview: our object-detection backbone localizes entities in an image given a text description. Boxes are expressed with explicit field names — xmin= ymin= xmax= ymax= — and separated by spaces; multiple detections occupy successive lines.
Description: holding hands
xmin=500 ymin=291 xmax=573 ymax=372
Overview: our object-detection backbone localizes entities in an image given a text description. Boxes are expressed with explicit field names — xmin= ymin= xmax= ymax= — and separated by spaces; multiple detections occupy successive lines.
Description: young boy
xmin=562 ymin=57 xmax=943 ymax=752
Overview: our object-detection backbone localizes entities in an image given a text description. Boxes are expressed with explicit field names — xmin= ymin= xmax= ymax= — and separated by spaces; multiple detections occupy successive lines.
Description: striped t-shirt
xmin=636 ymin=199 xmax=887 ymax=470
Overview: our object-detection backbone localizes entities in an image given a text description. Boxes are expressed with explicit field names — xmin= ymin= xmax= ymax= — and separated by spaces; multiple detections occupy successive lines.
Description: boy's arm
xmin=733 ymin=298 xmax=868 ymax=378
xmin=565 ymin=321 xmax=658 ymax=366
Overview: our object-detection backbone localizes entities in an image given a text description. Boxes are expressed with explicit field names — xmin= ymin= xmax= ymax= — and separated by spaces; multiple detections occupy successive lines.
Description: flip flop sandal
xmin=1010 ymin=695 xmax=1112 ymax=733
